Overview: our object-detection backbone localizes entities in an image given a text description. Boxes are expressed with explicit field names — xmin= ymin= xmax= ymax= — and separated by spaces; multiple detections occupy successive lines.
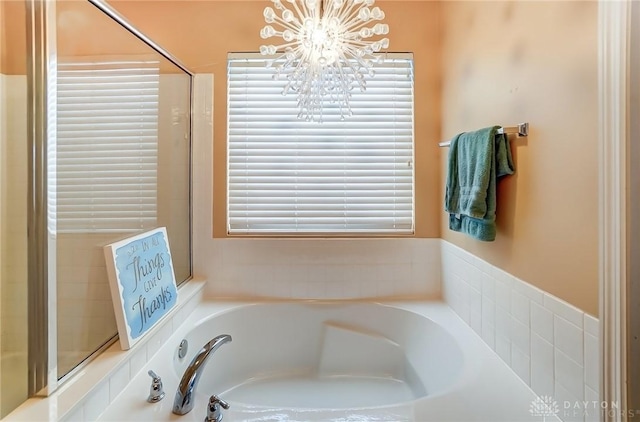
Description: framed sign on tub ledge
xmin=104 ymin=227 xmax=178 ymax=349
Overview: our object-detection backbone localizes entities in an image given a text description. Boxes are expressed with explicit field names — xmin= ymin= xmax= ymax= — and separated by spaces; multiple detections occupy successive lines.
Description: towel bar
xmin=438 ymin=123 xmax=529 ymax=147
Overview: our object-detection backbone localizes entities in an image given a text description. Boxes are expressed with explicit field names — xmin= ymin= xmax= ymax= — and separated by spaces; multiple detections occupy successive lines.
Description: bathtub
xmin=99 ymin=301 xmax=555 ymax=421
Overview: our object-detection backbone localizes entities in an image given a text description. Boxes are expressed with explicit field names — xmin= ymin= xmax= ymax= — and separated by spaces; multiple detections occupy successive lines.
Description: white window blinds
xmin=56 ymin=60 xmax=159 ymax=233
xmin=227 ymin=53 xmax=414 ymax=235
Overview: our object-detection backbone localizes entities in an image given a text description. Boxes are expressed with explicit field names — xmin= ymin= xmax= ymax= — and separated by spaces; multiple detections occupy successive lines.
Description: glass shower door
xmin=52 ymin=0 xmax=192 ymax=378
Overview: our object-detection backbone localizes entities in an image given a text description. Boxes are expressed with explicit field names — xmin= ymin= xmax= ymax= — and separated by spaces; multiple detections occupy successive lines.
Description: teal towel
xmin=444 ymin=126 xmax=515 ymax=241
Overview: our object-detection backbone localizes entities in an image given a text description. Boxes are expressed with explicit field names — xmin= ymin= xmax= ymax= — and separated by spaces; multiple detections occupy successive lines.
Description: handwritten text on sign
xmin=112 ymin=229 xmax=178 ymax=341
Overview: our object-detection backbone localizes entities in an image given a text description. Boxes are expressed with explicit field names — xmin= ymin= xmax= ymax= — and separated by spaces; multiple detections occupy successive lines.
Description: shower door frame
xmin=26 ymin=0 xmax=57 ymax=396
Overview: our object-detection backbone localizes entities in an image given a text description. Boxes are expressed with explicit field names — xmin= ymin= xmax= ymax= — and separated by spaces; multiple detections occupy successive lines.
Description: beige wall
xmin=440 ymin=1 xmax=599 ymax=316
xmin=108 ymin=0 xmax=443 ymax=238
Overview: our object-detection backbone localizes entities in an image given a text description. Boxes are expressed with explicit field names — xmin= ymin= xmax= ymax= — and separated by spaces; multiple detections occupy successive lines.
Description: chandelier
xmin=259 ymin=0 xmax=390 ymax=122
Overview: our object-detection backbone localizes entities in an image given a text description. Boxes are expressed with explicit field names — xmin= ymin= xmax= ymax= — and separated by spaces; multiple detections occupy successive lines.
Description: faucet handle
xmin=206 ymin=395 xmax=230 ymax=422
xmin=147 ymin=370 xmax=165 ymax=403
xmin=210 ymin=395 xmax=230 ymax=410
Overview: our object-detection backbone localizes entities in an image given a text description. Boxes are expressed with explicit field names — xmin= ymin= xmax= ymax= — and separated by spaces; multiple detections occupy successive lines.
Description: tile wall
xmin=441 ymin=241 xmax=600 ymax=422
xmin=203 ymin=238 xmax=442 ymax=300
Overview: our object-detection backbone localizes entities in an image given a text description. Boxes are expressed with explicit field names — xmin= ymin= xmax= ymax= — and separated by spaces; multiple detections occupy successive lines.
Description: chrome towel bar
xmin=439 ymin=122 xmax=529 ymax=147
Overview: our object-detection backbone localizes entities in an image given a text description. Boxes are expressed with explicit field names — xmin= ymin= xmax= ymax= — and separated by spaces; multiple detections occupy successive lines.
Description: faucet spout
xmin=172 ymin=334 xmax=232 ymax=415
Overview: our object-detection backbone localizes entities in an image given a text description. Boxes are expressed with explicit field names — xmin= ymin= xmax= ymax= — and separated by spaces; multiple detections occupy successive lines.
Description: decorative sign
xmin=104 ymin=227 xmax=178 ymax=350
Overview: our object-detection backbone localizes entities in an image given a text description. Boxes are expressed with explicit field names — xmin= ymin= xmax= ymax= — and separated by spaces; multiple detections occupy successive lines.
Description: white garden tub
xmin=99 ymin=301 xmax=555 ymax=422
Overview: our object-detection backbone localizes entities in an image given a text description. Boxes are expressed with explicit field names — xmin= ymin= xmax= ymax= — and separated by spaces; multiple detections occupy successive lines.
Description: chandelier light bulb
xmin=258 ymin=0 xmax=390 ymax=122
xmin=264 ymin=7 xmax=276 ymax=20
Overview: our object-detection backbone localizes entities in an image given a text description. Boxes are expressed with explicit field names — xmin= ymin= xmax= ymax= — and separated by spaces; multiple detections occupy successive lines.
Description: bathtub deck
xmin=96 ymin=301 xmax=561 ymax=422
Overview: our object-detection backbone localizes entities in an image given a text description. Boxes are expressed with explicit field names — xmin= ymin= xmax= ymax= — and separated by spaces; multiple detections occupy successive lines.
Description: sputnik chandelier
xmin=259 ymin=0 xmax=390 ymax=122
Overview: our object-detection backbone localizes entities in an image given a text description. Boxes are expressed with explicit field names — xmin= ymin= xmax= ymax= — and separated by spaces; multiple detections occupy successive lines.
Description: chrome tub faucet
xmin=172 ymin=334 xmax=232 ymax=415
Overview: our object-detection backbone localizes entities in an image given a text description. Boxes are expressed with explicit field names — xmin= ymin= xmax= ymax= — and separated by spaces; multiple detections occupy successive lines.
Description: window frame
xmin=226 ymin=52 xmax=415 ymax=236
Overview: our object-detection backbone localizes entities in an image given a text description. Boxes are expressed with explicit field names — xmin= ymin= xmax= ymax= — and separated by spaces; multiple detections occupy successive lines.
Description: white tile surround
xmin=441 ymin=241 xmax=600 ymax=422
xmin=202 ymin=238 xmax=442 ymax=300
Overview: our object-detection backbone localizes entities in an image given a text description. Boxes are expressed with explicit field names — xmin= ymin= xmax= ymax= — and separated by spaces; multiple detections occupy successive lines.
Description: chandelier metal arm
xmin=290 ymin=1 xmax=307 ymax=21
xmin=336 ymin=2 xmax=360 ymax=22
xmin=274 ymin=18 xmax=301 ymax=32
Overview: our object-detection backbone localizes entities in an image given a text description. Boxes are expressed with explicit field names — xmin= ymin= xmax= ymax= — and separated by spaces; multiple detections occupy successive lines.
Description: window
xmin=227 ymin=53 xmax=414 ymax=235
xmin=56 ymin=60 xmax=159 ymax=233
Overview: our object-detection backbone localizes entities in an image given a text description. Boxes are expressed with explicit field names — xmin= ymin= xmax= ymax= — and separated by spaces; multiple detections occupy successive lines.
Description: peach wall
xmin=108 ymin=0 xmax=443 ymax=238
xmin=56 ymin=0 xmax=186 ymax=73
xmin=440 ymin=1 xmax=598 ymax=316
xmin=1 ymin=0 xmax=185 ymax=74
xmin=57 ymin=0 xmax=152 ymax=58
xmin=0 ymin=1 xmax=4 ymax=73
xmin=1 ymin=1 xmax=26 ymax=75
